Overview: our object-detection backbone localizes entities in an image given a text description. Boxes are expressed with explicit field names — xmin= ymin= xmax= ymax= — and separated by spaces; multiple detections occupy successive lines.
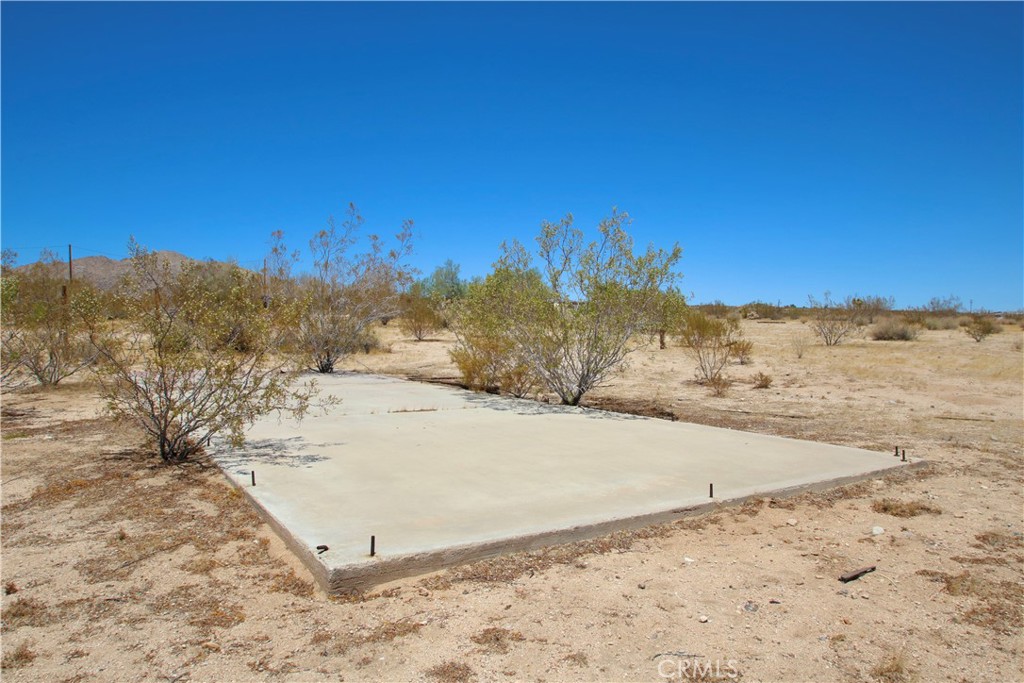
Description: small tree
xmin=808 ymin=292 xmax=861 ymax=346
xmin=88 ymin=242 xmax=316 ymax=462
xmin=677 ymin=309 xmax=742 ymax=385
xmin=650 ymin=287 xmax=688 ymax=349
xmin=286 ymin=204 xmax=414 ymax=373
xmin=400 ymin=282 xmax=444 ymax=341
xmin=423 ymin=259 xmax=467 ymax=302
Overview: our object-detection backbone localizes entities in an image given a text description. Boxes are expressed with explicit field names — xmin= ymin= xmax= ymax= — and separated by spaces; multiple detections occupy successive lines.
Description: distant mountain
xmin=14 ymin=251 xmax=228 ymax=290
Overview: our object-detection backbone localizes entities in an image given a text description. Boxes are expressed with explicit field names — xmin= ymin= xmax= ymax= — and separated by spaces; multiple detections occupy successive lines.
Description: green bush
xmin=964 ymin=316 xmax=1001 ymax=342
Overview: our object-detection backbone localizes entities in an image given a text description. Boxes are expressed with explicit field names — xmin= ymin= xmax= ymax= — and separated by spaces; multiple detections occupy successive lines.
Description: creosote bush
xmin=449 ymin=208 xmax=681 ymax=406
xmin=87 ymin=242 xmax=317 ymax=462
xmin=677 ymin=309 xmax=742 ymax=386
xmin=870 ymin=317 xmax=920 ymax=341
xmin=807 ymin=292 xmax=861 ymax=346
xmin=752 ymin=371 xmax=773 ymax=389
xmin=964 ymin=316 xmax=1000 ymax=342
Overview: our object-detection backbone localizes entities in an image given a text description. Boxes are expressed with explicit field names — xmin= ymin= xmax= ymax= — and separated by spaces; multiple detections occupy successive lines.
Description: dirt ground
xmin=2 ymin=320 xmax=1021 ymax=682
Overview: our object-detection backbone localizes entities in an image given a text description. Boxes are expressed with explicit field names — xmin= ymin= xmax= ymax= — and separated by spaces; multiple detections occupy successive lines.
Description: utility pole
xmin=68 ymin=244 xmax=73 ymax=284
xmin=262 ymin=258 xmax=269 ymax=308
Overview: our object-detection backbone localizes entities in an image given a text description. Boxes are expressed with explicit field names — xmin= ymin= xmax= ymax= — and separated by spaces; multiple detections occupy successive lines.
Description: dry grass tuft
xmin=181 ymin=555 xmax=221 ymax=575
xmin=149 ymin=585 xmax=245 ymax=634
xmin=562 ymin=651 xmax=589 ymax=667
xmin=266 ymin=568 xmax=315 ymax=598
xmin=871 ymin=499 xmax=941 ymax=518
xmin=4 ymin=581 xmax=18 ymax=595
xmin=318 ymin=617 xmax=424 ymax=655
xmin=870 ymin=649 xmax=913 ymax=683
xmin=915 ymin=569 xmax=1024 ymax=632
xmin=470 ymin=626 xmax=525 ymax=653
xmin=972 ymin=530 xmax=1023 ymax=551
xmin=2 ymin=597 xmax=53 ymax=629
xmin=426 ymin=660 xmax=474 ymax=683
xmin=1 ymin=640 xmax=37 ymax=669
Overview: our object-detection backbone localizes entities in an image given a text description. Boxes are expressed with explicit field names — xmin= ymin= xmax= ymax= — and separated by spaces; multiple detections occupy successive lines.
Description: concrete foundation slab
xmin=212 ymin=374 xmax=912 ymax=593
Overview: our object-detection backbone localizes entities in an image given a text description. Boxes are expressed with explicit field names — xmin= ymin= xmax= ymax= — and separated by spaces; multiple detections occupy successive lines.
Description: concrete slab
xmin=212 ymin=373 xmax=912 ymax=593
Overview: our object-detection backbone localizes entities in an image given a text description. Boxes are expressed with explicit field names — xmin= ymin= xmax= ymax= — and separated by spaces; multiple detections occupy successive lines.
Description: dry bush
xmin=921 ymin=315 xmax=959 ymax=331
xmin=3 ymin=582 xmax=18 ymax=595
xmin=1 ymin=640 xmax=36 ymax=670
xmin=870 ymin=318 xmax=920 ymax=341
xmin=871 ymin=499 xmax=941 ymax=517
xmin=426 ymin=661 xmax=474 ymax=683
xmin=707 ymin=375 xmax=731 ymax=396
xmin=471 ymin=627 xmax=525 ymax=653
xmin=870 ymin=649 xmax=913 ymax=683
xmin=731 ymin=339 xmax=754 ymax=364
xmin=752 ymin=372 xmax=773 ymax=389
xmin=808 ymin=292 xmax=861 ymax=345
xmin=678 ymin=310 xmax=742 ymax=385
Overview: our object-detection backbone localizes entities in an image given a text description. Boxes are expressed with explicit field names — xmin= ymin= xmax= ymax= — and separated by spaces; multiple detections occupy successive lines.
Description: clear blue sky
xmin=3 ymin=2 xmax=1021 ymax=310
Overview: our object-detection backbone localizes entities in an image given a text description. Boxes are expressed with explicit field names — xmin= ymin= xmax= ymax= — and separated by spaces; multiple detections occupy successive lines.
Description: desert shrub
xmin=1 ymin=251 xmax=101 ymax=387
xmin=731 ymin=339 xmax=754 ymax=364
xmin=849 ymin=295 xmax=895 ymax=324
xmin=399 ymin=282 xmax=444 ymax=341
xmin=87 ymin=243 xmax=317 ymax=462
xmin=450 ymin=209 xmax=681 ymax=406
xmin=925 ymin=294 xmax=963 ymax=317
xmin=707 ymin=375 xmax=731 ymax=397
xmin=870 ymin=318 xmax=920 ymax=341
xmin=807 ymin=292 xmax=861 ymax=346
xmin=741 ymin=300 xmax=782 ymax=320
xmin=273 ymin=204 xmax=414 ymax=373
xmin=790 ymin=333 xmax=811 ymax=359
xmin=696 ymin=300 xmax=730 ymax=318
xmin=752 ymin=372 xmax=773 ymax=389
xmin=922 ymin=315 xmax=959 ymax=330
xmin=870 ymin=649 xmax=912 ymax=683
xmin=965 ymin=316 xmax=1001 ymax=342
xmin=677 ymin=310 xmax=741 ymax=385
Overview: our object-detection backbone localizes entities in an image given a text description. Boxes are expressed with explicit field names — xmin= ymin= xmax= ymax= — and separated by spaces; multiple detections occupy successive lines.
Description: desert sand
xmin=2 ymin=320 xmax=1021 ymax=682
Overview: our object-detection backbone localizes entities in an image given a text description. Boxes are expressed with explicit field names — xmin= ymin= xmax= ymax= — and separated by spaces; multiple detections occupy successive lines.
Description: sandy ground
xmin=1 ymin=319 xmax=1021 ymax=682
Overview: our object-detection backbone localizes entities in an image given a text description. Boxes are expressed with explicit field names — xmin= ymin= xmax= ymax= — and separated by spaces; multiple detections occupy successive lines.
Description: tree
xmin=423 ymin=259 xmax=467 ymax=302
xmin=87 ymin=242 xmax=316 ymax=462
xmin=650 ymin=287 xmax=688 ymax=349
xmin=289 ymin=204 xmax=415 ymax=373
xmin=451 ymin=208 xmax=682 ymax=406
xmin=808 ymin=292 xmax=861 ymax=346
xmin=1 ymin=249 xmax=100 ymax=387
